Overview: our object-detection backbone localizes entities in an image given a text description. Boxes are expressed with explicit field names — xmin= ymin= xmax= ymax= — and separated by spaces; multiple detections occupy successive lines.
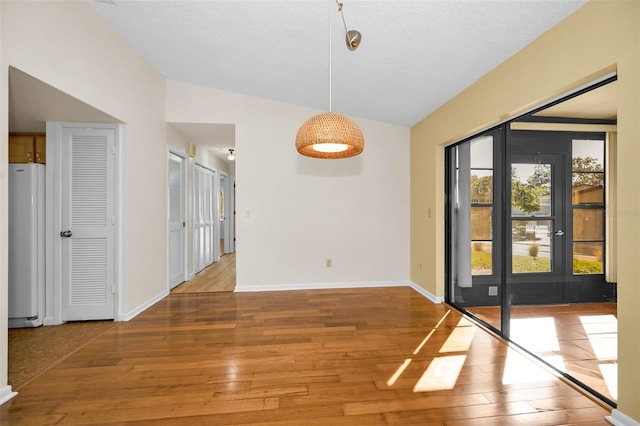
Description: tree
xmin=572 ymin=156 xmax=604 ymax=187
xmin=511 ymin=166 xmax=549 ymax=215
xmin=511 ymin=166 xmax=550 ymax=245
xmin=470 ymin=174 xmax=492 ymax=203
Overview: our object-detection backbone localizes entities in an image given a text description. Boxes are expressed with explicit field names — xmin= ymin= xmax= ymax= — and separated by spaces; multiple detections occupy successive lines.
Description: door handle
xmin=60 ymin=230 xmax=72 ymax=238
xmin=555 ymin=230 xmax=564 ymax=236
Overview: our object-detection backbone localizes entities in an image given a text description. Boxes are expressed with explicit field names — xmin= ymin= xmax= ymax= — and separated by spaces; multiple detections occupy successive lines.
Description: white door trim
xmin=230 ymin=175 xmax=236 ymax=253
xmin=46 ymin=122 xmax=124 ymax=324
xmin=219 ymin=171 xmax=230 ymax=255
xmin=167 ymin=148 xmax=188 ymax=290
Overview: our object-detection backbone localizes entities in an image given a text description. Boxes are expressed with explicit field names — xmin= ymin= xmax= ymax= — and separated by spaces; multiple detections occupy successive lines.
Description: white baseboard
xmin=234 ymin=280 xmax=445 ymax=305
xmin=118 ymin=289 xmax=169 ymax=321
xmin=606 ymin=409 xmax=640 ymax=426
xmin=0 ymin=385 xmax=17 ymax=406
xmin=235 ymin=281 xmax=408 ymax=293
xmin=408 ymin=281 xmax=444 ymax=304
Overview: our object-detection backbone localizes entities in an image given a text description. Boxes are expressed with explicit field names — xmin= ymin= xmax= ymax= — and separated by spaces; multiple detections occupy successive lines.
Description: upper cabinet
xmin=9 ymin=133 xmax=46 ymax=164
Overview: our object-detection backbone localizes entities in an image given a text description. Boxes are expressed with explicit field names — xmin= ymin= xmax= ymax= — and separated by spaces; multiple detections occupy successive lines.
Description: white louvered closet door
xmin=61 ymin=127 xmax=115 ymax=320
xmin=194 ymin=165 xmax=216 ymax=273
xmin=203 ymin=168 xmax=213 ymax=266
xmin=168 ymin=153 xmax=186 ymax=288
xmin=194 ymin=166 xmax=204 ymax=273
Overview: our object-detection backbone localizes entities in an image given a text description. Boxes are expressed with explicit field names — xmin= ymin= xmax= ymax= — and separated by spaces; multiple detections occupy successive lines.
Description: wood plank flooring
xmin=172 ymin=253 xmax=236 ymax=293
xmin=471 ymin=303 xmax=617 ymax=401
xmin=0 ymin=287 xmax=611 ymax=425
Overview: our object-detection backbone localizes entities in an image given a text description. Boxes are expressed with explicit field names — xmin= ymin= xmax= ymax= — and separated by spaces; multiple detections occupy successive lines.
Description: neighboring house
xmin=0 ymin=0 xmax=638 ymax=423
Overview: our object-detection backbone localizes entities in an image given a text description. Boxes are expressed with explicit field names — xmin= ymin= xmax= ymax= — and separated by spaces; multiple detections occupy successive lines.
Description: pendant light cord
xmin=329 ymin=0 xmax=333 ymax=113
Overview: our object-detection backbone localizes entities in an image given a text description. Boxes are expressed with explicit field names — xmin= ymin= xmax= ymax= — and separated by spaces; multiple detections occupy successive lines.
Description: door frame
xmin=46 ymin=122 xmax=125 ymax=324
xmin=167 ymin=148 xmax=188 ymax=289
xmin=219 ymin=171 xmax=231 ymax=255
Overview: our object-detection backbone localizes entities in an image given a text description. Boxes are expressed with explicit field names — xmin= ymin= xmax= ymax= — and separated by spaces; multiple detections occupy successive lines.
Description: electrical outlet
xmin=326 ymin=259 xmax=332 ymax=268
xmin=488 ymin=286 xmax=498 ymax=296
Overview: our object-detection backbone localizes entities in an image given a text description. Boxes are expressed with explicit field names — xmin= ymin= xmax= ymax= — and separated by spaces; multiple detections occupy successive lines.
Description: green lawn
xmin=471 ymin=250 xmax=602 ymax=274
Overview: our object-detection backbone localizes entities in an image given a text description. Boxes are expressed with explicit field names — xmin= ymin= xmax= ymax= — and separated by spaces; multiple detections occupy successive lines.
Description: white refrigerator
xmin=8 ymin=163 xmax=46 ymax=328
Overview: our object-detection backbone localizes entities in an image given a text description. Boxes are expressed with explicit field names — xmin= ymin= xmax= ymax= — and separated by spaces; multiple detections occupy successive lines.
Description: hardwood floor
xmin=172 ymin=253 xmax=236 ymax=293
xmin=0 ymin=287 xmax=611 ymax=425
xmin=471 ymin=303 xmax=617 ymax=402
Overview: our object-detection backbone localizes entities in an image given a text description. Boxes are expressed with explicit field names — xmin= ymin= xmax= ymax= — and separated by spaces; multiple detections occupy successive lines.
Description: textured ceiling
xmin=91 ymin=0 xmax=586 ymax=128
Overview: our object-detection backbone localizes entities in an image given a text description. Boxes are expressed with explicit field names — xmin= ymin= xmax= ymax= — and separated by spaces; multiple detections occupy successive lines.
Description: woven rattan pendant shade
xmin=295 ymin=112 xmax=364 ymax=159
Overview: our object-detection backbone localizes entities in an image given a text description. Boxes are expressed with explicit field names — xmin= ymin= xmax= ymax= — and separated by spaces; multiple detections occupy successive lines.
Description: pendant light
xmin=295 ymin=0 xmax=364 ymax=159
xmin=226 ymin=149 xmax=236 ymax=161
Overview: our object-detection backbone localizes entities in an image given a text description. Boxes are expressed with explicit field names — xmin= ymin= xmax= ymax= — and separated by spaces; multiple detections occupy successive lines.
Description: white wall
xmin=1 ymin=0 xmax=168 ymax=394
xmin=166 ymin=80 xmax=410 ymax=288
xmin=0 ymin=0 xmax=9 ymax=397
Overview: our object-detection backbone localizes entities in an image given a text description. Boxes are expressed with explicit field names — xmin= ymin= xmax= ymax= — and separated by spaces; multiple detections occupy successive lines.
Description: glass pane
xmin=573 ymin=242 xmax=603 ymax=274
xmin=573 ymin=139 xmax=604 ymax=171
xmin=471 ymin=242 xmax=492 ymax=275
xmin=511 ymin=163 xmax=551 ymax=216
xmin=470 ymin=136 xmax=493 ymax=169
xmin=470 ymin=171 xmax=493 ymax=203
xmin=512 ymin=219 xmax=552 ymax=273
xmin=471 ymin=207 xmax=492 ymax=240
xmin=573 ymin=209 xmax=604 ymax=241
xmin=572 ymin=173 xmax=604 ymax=205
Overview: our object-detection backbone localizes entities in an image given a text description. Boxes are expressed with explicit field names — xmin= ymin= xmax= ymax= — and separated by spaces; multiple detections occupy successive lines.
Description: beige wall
xmin=167 ymin=80 xmax=410 ymax=288
xmin=1 ymin=0 xmax=169 ymax=392
xmin=411 ymin=0 xmax=639 ymax=419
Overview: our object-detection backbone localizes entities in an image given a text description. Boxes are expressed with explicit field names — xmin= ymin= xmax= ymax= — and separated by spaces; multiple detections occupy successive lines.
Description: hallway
xmin=172 ymin=253 xmax=236 ymax=293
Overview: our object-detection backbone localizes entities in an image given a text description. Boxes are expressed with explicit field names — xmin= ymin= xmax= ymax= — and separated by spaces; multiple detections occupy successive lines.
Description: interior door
xmin=61 ymin=126 xmax=115 ymax=320
xmin=168 ymin=152 xmax=186 ymax=288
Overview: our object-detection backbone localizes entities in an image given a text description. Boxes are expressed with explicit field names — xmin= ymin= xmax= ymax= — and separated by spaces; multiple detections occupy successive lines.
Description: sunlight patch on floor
xmin=580 ymin=314 xmax=617 ymax=360
xmin=439 ymin=318 xmax=477 ymax=353
xmin=502 ymin=348 xmax=558 ymax=385
xmin=413 ymin=355 xmax=467 ymax=392
xmin=387 ymin=358 xmax=412 ymax=387
xmin=510 ymin=317 xmax=559 ymax=352
xmin=599 ymin=363 xmax=618 ymax=399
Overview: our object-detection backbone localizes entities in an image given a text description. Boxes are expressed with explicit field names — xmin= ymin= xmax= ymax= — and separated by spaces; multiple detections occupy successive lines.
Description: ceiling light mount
xmin=295 ymin=0 xmax=364 ymax=159
xmin=226 ymin=148 xmax=236 ymax=161
xmin=336 ymin=1 xmax=361 ymax=51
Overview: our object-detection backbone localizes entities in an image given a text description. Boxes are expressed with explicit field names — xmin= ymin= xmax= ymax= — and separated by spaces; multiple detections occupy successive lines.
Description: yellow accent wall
xmin=410 ymin=0 xmax=639 ymax=419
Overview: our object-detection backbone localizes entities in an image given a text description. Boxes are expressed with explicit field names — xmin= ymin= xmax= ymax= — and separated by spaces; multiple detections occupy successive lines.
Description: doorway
xmin=508 ymin=131 xmax=609 ymax=305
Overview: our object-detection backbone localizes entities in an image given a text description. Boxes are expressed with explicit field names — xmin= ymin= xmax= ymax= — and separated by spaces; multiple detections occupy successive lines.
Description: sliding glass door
xmin=447 ymin=128 xmax=504 ymax=331
xmin=446 ymin=126 xmax=616 ymax=403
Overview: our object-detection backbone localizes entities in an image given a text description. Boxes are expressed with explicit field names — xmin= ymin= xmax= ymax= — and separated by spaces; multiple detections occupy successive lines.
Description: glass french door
xmin=508 ymin=152 xmax=566 ymax=305
xmin=508 ymin=130 xmax=610 ymax=306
